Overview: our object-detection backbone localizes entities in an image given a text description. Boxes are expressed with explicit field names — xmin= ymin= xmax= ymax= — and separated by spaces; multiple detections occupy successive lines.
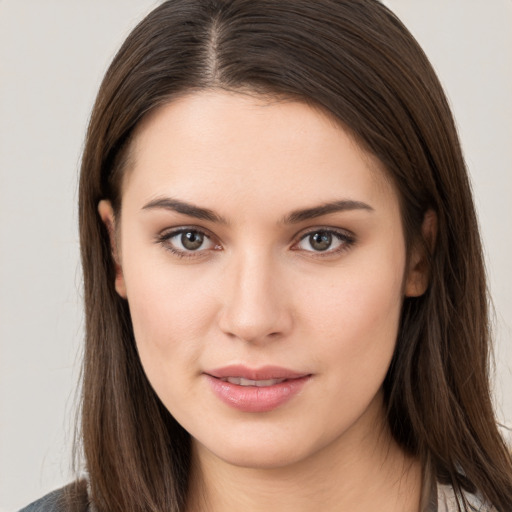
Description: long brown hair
xmin=77 ymin=1 xmax=512 ymax=511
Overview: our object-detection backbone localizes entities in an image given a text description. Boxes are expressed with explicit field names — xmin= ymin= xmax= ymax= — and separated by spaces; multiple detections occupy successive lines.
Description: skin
xmin=99 ymin=91 xmax=430 ymax=511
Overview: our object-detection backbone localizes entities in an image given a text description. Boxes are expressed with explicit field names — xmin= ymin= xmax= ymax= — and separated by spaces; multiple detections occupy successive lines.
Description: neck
xmin=186 ymin=399 xmax=423 ymax=512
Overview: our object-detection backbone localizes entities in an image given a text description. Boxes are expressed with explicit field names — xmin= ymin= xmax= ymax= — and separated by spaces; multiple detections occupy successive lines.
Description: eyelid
xmin=154 ymin=224 xmax=355 ymax=259
xmin=291 ymin=226 xmax=356 ymax=255
xmin=158 ymin=225 xmax=215 ymax=239
xmin=156 ymin=226 xmax=222 ymax=258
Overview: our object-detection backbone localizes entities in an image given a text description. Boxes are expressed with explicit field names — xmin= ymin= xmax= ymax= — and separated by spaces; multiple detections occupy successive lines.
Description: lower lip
xmin=205 ymin=375 xmax=311 ymax=413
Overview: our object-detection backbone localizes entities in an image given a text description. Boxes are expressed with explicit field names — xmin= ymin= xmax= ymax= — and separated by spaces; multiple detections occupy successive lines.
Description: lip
xmin=207 ymin=365 xmax=309 ymax=381
xmin=205 ymin=365 xmax=312 ymax=413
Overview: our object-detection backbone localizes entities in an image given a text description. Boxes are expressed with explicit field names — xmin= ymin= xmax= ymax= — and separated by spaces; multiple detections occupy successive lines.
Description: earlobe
xmin=404 ymin=209 xmax=437 ymax=298
xmin=98 ymin=200 xmax=127 ymax=298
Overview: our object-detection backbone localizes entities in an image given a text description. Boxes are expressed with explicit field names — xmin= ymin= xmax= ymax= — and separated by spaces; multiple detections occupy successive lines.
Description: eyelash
xmin=293 ymin=228 xmax=356 ymax=257
xmin=155 ymin=227 xmax=356 ymax=259
xmin=156 ymin=227 xmax=220 ymax=259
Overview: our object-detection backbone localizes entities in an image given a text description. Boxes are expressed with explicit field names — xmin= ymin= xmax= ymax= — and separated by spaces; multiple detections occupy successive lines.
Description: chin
xmin=218 ymin=448 xmax=308 ymax=470
xmin=193 ymin=428 xmax=329 ymax=471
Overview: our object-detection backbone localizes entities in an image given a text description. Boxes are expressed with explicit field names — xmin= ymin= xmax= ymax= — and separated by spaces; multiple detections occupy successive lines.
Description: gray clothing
xmin=19 ymin=481 xmax=493 ymax=512
xmin=19 ymin=483 xmax=90 ymax=512
xmin=19 ymin=487 xmax=73 ymax=512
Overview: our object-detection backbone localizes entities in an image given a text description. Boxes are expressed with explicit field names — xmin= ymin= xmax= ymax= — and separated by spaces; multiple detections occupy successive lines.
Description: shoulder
xmin=434 ymin=424 xmax=512 ymax=512
xmin=18 ymin=487 xmax=68 ymax=512
xmin=436 ymin=483 xmax=497 ymax=512
xmin=18 ymin=482 xmax=91 ymax=512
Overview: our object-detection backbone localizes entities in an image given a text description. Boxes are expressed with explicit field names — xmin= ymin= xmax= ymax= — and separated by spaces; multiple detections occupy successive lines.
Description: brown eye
xmin=295 ymin=229 xmax=354 ymax=255
xmin=309 ymin=231 xmax=332 ymax=251
xmin=181 ymin=230 xmax=204 ymax=250
xmin=159 ymin=228 xmax=218 ymax=256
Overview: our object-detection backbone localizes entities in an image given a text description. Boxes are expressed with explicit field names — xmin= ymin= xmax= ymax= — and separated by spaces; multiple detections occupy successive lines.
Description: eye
xmin=294 ymin=229 xmax=354 ymax=254
xmin=157 ymin=228 xmax=220 ymax=257
xmin=177 ymin=230 xmax=208 ymax=251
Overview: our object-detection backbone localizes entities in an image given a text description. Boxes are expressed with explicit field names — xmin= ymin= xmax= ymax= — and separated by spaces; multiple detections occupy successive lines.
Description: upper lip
xmin=206 ymin=365 xmax=310 ymax=381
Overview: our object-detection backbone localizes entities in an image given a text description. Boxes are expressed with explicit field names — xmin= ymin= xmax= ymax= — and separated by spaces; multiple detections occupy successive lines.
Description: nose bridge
xmin=218 ymin=247 xmax=291 ymax=343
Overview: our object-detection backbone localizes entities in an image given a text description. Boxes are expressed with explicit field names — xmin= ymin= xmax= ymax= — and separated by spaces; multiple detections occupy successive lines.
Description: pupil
xmin=310 ymin=232 xmax=332 ymax=251
xmin=181 ymin=231 xmax=203 ymax=250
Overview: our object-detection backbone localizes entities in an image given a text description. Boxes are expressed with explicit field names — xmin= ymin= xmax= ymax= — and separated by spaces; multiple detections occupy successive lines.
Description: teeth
xmin=222 ymin=377 xmax=286 ymax=387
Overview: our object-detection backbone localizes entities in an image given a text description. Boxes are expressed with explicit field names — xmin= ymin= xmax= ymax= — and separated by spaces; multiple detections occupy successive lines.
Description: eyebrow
xmin=142 ymin=197 xmax=229 ymax=224
xmin=142 ymin=197 xmax=374 ymax=225
xmin=283 ymin=200 xmax=374 ymax=224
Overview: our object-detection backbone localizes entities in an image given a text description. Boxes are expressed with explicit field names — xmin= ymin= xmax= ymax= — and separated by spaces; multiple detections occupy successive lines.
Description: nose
xmin=217 ymin=251 xmax=293 ymax=344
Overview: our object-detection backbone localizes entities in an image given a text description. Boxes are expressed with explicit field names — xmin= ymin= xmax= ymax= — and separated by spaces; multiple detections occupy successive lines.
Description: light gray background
xmin=0 ymin=1 xmax=511 ymax=510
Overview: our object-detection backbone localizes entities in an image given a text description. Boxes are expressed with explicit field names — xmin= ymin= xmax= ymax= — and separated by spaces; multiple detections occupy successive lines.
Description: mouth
xmin=219 ymin=377 xmax=288 ymax=387
xmin=205 ymin=365 xmax=312 ymax=412
xmin=206 ymin=364 xmax=309 ymax=382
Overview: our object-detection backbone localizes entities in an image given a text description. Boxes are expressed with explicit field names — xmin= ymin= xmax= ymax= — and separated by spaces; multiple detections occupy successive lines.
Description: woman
xmin=20 ymin=0 xmax=512 ymax=511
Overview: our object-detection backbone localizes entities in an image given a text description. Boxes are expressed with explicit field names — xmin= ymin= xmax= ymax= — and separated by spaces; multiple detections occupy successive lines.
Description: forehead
xmin=121 ymin=90 xmax=397 ymax=217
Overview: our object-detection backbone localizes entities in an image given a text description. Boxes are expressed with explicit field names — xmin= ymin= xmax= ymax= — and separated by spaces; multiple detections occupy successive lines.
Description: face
xmin=100 ymin=91 xmax=427 ymax=470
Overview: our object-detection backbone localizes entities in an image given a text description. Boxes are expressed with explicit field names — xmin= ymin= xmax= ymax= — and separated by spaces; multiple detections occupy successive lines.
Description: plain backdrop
xmin=0 ymin=1 xmax=511 ymax=510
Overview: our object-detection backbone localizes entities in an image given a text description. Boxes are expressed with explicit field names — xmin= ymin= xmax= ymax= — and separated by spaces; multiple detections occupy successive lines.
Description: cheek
xmin=120 ymin=250 xmax=218 ymax=376
xmin=297 ymin=276 xmax=403 ymax=431
xmin=305 ymin=257 xmax=403 ymax=331
xmin=300 ymin=254 xmax=405 ymax=381
xmin=122 ymin=265 xmax=217 ymax=415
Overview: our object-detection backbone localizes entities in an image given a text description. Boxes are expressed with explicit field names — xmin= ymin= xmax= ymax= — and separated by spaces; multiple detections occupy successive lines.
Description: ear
xmin=404 ymin=209 xmax=437 ymax=297
xmin=98 ymin=200 xmax=127 ymax=298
